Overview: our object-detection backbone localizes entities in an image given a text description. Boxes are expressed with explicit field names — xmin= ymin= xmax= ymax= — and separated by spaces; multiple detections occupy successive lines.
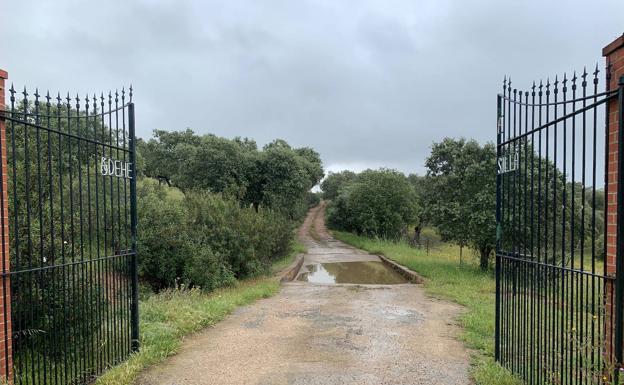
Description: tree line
xmin=136 ymin=129 xmax=324 ymax=290
xmin=322 ymin=137 xmax=605 ymax=271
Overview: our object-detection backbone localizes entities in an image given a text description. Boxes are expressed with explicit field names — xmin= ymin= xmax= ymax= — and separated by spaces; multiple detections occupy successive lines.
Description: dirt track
xmin=136 ymin=203 xmax=470 ymax=385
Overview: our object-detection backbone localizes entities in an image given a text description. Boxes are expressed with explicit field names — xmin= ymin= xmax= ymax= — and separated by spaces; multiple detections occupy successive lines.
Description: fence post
xmin=0 ymin=69 xmax=12 ymax=382
xmin=604 ymin=33 xmax=624 ymax=379
xmin=495 ymin=93 xmax=502 ymax=362
xmin=128 ymin=102 xmax=139 ymax=352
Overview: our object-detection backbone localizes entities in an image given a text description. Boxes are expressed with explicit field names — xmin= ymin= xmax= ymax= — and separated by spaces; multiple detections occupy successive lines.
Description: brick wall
xmin=0 ymin=69 xmax=12 ymax=382
xmin=604 ymin=34 xmax=624 ymax=375
xmin=604 ymin=35 xmax=624 ymax=288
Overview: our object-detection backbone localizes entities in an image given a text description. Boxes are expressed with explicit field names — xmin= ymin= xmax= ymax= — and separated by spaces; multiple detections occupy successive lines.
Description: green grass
xmin=95 ymin=241 xmax=305 ymax=385
xmin=271 ymin=240 xmax=306 ymax=274
xmin=332 ymin=231 xmax=523 ymax=385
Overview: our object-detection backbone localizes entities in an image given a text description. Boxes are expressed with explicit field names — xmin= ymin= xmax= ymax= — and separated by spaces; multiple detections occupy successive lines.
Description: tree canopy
xmin=422 ymin=138 xmax=496 ymax=270
xmin=326 ymin=169 xmax=419 ymax=238
xmin=139 ymin=130 xmax=324 ymax=219
xmin=320 ymin=170 xmax=358 ymax=200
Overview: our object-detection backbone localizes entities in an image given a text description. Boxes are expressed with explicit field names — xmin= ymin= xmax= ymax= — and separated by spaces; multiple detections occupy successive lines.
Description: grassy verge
xmin=332 ymin=231 xmax=522 ymax=385
xmin=271 ymin=240 xmax=306 ymax=274
xmin=96 ymin=240 xmax=305 ymax=385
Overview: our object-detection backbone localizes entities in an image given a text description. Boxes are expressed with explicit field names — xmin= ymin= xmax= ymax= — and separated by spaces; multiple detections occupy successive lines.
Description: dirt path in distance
xmin=136 ymin=203 xmax=471 ymax=385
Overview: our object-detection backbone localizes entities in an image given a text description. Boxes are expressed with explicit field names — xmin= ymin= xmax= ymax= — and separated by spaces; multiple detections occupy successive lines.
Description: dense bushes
xmin=320 ymin=170 xmax=357 ymax=200
xmin=137 ymin=131 xmax=324 ymax=291
xmin=139 ymin=131 xmax=323 ymax=221
xmin=137 ymin=179 xmax=293 ymax=291
xmin=326 ymin=169 xmax=419 ymax=238
xmin=306 ymin=191 xmax=321 ymax=208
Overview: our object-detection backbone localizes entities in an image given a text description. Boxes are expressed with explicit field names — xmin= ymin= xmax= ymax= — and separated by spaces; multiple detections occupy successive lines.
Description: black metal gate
xmin=1 ymin=86 xmax=138 ymax=384
xmin=495 ymin=66 xmax=624 ymax=384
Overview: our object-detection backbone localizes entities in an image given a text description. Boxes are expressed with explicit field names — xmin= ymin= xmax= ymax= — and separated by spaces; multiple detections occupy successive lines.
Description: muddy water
xmin=297 ymin=261 xmax=409 ymax=284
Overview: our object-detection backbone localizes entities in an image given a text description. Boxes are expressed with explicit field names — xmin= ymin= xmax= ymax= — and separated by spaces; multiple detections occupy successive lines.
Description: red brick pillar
xmin=605 ymin=34 xmax=624 ymax=375
xmin=0 ymin=69 xmax=12 ymax=382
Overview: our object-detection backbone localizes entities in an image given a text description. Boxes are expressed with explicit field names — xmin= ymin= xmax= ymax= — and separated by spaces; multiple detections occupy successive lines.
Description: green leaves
xmin=320 ymin=170 xmax=357 ymax=201
xmin=326 ymin=169 xmax=420 ymax=239
xmin=139 ymin=131 xmax=323 ymax=220
xmin=422 ymin=138 xmax=496 ymax=270
xmin=136 ymin=180 xmax=294 ymax=292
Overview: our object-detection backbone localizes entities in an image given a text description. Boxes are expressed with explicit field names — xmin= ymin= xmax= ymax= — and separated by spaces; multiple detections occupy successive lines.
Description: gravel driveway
xmin=136 ymin=203 xmax=471 ymax=385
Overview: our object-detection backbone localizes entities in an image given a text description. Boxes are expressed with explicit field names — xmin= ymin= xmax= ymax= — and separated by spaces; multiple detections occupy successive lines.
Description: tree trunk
xmin=479 ymin=246 xmax=492 ymax=271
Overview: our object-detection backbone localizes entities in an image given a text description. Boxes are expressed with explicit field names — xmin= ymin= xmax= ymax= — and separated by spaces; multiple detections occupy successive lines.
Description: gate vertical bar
xmin=128 ymin=100 xmax=139 ymax=352
xmin=495 ymin=93 xmax=503 ymax=362
xmin=0 ymin=69 xmax=12 ymax=383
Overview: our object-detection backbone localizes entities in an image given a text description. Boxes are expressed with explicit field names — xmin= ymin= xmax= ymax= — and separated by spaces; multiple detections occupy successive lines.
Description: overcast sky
xmin=1 ymin=0 xmax=623 ymax=175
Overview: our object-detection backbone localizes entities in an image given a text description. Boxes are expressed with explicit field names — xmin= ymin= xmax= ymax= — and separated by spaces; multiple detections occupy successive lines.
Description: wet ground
xmin=136 ymin=203 xmax=471 ymax=385
xmin=296 ymin=261 xmax=408 ymax=284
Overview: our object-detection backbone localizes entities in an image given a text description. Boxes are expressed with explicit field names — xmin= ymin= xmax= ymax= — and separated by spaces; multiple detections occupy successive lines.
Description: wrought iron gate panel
xmin=0 ymin=87 xmax=138 ymax=385
xmin=495 ymin=68 xmax=621 ymax=384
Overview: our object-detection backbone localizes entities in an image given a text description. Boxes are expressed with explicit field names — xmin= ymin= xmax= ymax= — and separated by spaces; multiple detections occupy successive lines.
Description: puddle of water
xmin=297 ymin=261 xmax=408 ymax=284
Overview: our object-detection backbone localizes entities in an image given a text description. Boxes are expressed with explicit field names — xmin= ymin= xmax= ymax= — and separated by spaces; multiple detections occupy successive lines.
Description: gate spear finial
xmin=9 ymin=84 xmax=15 ymax=104
xmin=554 ymin=75 xmax=559 ymax=95
xmin=546 ymin=78 xmax=551 ymax=96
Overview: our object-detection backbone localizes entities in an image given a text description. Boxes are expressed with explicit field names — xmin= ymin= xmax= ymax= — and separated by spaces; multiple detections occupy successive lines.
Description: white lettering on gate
xmin=497 ymin=149 xmax=519 ymax=175
xmin=100 ymin=156 xmax=133 ymax=179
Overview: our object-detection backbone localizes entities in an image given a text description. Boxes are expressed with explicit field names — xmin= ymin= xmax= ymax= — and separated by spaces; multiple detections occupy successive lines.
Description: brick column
xmin=604 ymin=34 xmax=624 ymax=375
xmin=0 ymin=69 xmax=12 ymax=382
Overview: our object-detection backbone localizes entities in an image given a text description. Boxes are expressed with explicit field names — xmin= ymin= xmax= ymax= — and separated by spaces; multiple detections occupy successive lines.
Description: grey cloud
xmin=1 ymin=0 xmax=622 ymax=176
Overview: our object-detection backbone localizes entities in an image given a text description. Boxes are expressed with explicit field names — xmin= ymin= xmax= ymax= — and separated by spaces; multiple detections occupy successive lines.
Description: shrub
xmin=320 ymin=170 xmax=357 ymax=200
xmin=12 ymin=270 xmax=107 ymax=360
xmin=137 ymin=180 xmax=190 ymax=290
xmin=183 ymin=245 xmax=236 ymax=291
xmin=137 ymin=180 xmax=294 ymax=292
xmin=306 ymin=191 xmax=321 ymax=208
xmin=184 ymin=191 xmax=292 ymax=279
xmin=326 ymin=169 xmax=419 ymax=239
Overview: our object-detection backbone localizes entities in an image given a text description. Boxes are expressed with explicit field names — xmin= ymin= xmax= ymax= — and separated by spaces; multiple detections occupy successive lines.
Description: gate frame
xmin=128 ymin=103 xmax=139 ymax=352
xmin=494 ymin=33 xmax=624 ymax=383
xmin=0 ymin=73 xmax=139 ymax=384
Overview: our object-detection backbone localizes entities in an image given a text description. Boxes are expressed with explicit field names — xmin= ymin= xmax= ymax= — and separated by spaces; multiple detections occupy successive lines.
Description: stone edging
xmin=279 ymin=254 xmax=305 ymax=282
xmin=377 ymin=254 xmax=424 ymax=284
